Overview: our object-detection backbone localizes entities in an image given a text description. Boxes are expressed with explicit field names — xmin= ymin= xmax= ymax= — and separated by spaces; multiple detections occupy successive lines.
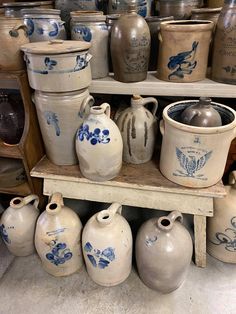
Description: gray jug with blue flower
xmin=82 ymin=203 xmax=133 ymax=286
xmin=35 ymin=192 xmax=83 ymax=277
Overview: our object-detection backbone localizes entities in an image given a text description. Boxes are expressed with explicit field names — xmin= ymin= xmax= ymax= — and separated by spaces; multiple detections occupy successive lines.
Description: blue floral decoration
xmin=26 ymin=18 xmax=34 ymax=36
xmin=46 ymin=241 xmax=72 ymax=266
xmin=44 ymin=57 xmax=57 ymax=70
xmin=74 ymin=54 xmax=89 ymax=72
xmin=0 ymin=224 xmax=11 ymax=244
xmin=37 ymin=27 xmax=44 ymax=35
xmin=48 ymin=22 xmax=59 ymax=37
xmin=84 ymin=242 xmax=115 ymax=269
xmin=77 ymin=124 xmax=110 ymax=145
xmin=44 ymin=111 xmax=60 ymax=136
xmin=73 ymin=25 xmax=92 ymax=42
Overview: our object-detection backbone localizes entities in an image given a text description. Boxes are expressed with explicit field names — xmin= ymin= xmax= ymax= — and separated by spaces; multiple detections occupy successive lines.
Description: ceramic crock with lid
xmin=159 ymin=99 xmax=236 ymax=188
xmin=21 ymin=40 xmax=92 ymax=92
xmin=22 ymin=8 xmax=67 ymax=42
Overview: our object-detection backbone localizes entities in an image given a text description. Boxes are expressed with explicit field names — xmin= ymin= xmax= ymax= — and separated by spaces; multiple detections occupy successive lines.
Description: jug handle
xmin=100 ymin=103 xmax=111 ymax=118
xmin=167 ymin=210 xmax=183 ymax=224
xmin=157 ymin=210 xmax=183 ymax=231
xmin=159 ymin=119 xmax=164 ymax=135
xmin=79 ymin=95 xmax=94 ymax=118
xmin=9 ymin=24 xmax=28 ymax=37
xmin=49 ymin=192 xmax=64 ymax=206
xmin=97 ymin=203 xmax=122 ymax=225
xmin=23 ymin=194 xmax=39 ymax=208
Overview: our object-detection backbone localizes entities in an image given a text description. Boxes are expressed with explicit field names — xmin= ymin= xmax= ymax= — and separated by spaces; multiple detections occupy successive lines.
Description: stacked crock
xmin=21 ymin=40 xmax=94 ymax=165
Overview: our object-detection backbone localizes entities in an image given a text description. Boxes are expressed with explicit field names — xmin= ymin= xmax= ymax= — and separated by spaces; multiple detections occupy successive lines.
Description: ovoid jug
xmin=135 ymin=211 xmax=193 ymax=293
xmin=116 ymin=95 xmax=158 ymax=164
xmin=207 ymin=171 xmax=236 ymax=263
xmin=82 ymin=203 xmax=133 ymax=286
xmin=76 ymin=103 xmax=123 ymax=181
xmin=35 ymin=192 xmax=83 ymax=277
xmin=0 ymin=194 xmax=39 ymax=256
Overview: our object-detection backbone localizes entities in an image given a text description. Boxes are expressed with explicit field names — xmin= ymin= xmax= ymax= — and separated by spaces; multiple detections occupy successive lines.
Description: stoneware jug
xmin=116 ymin=95 xmax=158 ymax=164
xmin=135 ymin=211 xmax=193 ymax=293
xmin=76 ymin=103 xmax=123 ymax=181
xmin=207 ymin=171 xmax=236 ymax=263
xmin=0 ymin=194 xmax=39 ymax=256
xmin=35 ymin=192 xmax=83 ymax=277
xmin=110 ymin=4 xmax=151 ymax=82
xmin=82 ymin=203 xmax=133 ymax=286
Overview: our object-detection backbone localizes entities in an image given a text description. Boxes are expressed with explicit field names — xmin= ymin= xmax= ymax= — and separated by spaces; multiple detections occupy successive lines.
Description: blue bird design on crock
xmin=26 ymin=18 xmax=34 ymax=36
xmin=176 ymin=147 xmax=212 ymax=178
xmin=168 ymin=41 xmax=199 ymax=80
xmin=46 ymin=241 xmax=73 ymax=266
xmin=84 ymin=242 xmax=115 ymax=269
xmin=0 ymin=224 xmax=11 ymax=244
xmin=44 ymin=111 xmax=60 ymax=136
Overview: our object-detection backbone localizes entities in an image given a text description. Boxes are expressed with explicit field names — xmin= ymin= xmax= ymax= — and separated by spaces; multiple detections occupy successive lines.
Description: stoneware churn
xmin=82 ymin=203 xmax=133 ymax=286
xmin=35 ymin=192 xmax=83 ymax=277
xmin=75 ymin=103 xmax=123 ymax=181
xmin=211 ymin=0 xmax=236 ymax=85
xmin=157 ymin=20 xmax=214 ymax=82
xmin=135 ymin=210 xmax=193 ymax=293
xmin=110 ymin=3 xmax=151 ymax=82
xmin=116 ymin=95 xmax=158 ymax=164
xmin=33 ymin=89 xmax=94 ymax=165
xmin=0 ymin=194 xmax=39 ymax=256
xmin=207 ymin=171 xmax=236 ymax=263
xmin=159 ymin=98 xmax=236 ymax=188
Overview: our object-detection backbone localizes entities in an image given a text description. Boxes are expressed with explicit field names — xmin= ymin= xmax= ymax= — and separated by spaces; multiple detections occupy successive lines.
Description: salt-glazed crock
xmin=159 ymin=99 xmax=236 ymax=187
xmin=0 ymin=195 xmax=39 ymax=256
xmin=207 ymin=171 xmax=236 ymax=263
xmin=33 ymin=89 xmax=94 ymax=165
xmin=135 ymin=210 xmax=193 ymax=293
xmin=76 ymin=103 xmax=123 ymax=181
xmin=82 ymin=203 xmax=133 ymax=286
xmin=21 ymin=40 xmax=92 ymax=92
xmin=116 ymin=95 xmax=158 ymax=164
xmin=157 ymin=20 xmax=214 ymax=82
xmin=35 ymin=192 xmax=83 ymax=277
xmin=159 ymin=0 xmax=202 ymax=19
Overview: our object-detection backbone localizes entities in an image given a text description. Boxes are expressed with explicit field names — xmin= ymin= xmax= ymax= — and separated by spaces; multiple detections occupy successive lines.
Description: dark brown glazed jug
xmin=110 ymin=4 xmax=151 ymax=82
xmin=180 ymin=97 xmax=222 ymax=127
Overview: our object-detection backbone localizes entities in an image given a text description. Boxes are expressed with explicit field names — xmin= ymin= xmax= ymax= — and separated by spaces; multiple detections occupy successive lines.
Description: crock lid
xmin=21 ymin=39 xmax=91 ymax=54
xmin=21 ymin=8 xmax=61 ymax=15
xmin=71 ymin=14 xmax=106 ymax=22
xmin=2 ymin=2 xmax=40 ymax=7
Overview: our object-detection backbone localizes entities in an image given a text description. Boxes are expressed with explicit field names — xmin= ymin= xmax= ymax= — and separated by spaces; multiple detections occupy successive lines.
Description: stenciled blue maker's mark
xmin=174 ymin=147 xmax=212 ymax=180
xmin=73 ymin=25 xmax=92 ymax=42
xmin=46 ymin=240 xmax=73 ymax=266
xmin=84 ymin=242 xmax=115 ymax=269
xmin=168 ymin=41 xmax=199 ymax=80
xmin=211 ymin=216 xmax=236 ymax=252
xmin=44 ymin=111 xmax=60 ymax=136
xmin=77 ymin=124 xmax=110 ymax=145
xmin=0 ymin=224 xmax=11 ymax=244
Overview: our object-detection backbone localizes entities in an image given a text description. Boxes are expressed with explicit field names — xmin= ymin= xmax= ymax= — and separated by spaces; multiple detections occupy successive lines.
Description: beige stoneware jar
xmin=135 ymin=211 xmax=193 ymax=293
xmin=116 ymin=95 xmax=158 ymax=164
xmin=0 ymin=195 xmax=39 ymax=256
xmin=33 ymin=89 xmax=94 ymax=165
xmin=0 ymin=16 xmax=29 ymax=71
xmin=159 ymin=99 xmax=236 ymax=188
xmin=75 ymin=103 xmax=123 ymax=181
xmin=35 ymin=192 xmax=83 ymax=277
xmin=207 ymin=171 xmax=236 ymax=263
xmin=157 ymin=20 xmax=214 ymax=82
xmin=82 ymin=203 xmax=133 ymax=286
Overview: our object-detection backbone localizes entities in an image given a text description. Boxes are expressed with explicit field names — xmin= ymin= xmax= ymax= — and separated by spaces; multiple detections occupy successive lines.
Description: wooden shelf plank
xmin=0 ymin=182 xmax=31 ymax=196
xmin=89 ymin=73 xmax=236 ymax=98
xmin=0 ymin=142 xmax=22 ymax=159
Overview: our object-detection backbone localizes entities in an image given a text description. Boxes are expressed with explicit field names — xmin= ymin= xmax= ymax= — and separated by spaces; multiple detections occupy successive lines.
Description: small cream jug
xmin=35 ymin=192 xmax=83 ymax=276
xmin=207 ymin=171 xmax=236 ymax=263
xmin=0 ymin=194 xmax=39 ymax=256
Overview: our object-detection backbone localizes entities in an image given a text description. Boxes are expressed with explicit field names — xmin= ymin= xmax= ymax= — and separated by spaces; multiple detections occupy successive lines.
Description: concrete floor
xmin=0 ymin=239 xmax=235 ymax=314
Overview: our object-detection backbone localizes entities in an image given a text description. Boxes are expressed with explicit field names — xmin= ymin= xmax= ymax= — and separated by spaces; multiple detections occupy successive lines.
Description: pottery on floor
xmin=0 ymin=194 xmax=39 ymax=256
xmin=82 ymin=203 xmax=133 ymax=286
xmin=135 ymin=210 xmax=193 ymax=293
xmin=35 ymin=192 xmax=83 ymax=277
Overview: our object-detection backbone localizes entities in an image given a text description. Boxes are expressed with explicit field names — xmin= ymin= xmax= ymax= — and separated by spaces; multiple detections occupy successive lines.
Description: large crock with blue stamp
xmin=76 ymin=103 xmax=123 ymax=181
xmin=35 ymin=192 xmax=83 ymax=277
xmin=21 ymin=8 xmax=67 ymax=43
xmin=0 ymin=195 xmax=39 ymax=256
xmin=82 ymin=203 xmax=132 ymax=286
xmin=21 ymin=39 xmax=92 ymax=92
xmin=207 ymin=171 xmax=236 ymax=263
xmin=157 ymin=20 xmax=214 ymax=82
xmin=159 ymin=99 xmax=236 ymax=187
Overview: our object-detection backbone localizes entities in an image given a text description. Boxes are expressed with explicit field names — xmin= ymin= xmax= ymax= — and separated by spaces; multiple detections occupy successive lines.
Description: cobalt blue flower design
xmin=37 ymin=27 xmax=44 ymax=35
xmin=74 ymin=54 xmax=89 ymax=72
xmin=0 ymin=224 xmax=11 ymax=244
xmin=46 ymin=241 xmax=73 ymax=266
xmin=73 ymin=25 xmax=92 ymax=42
xmin=84 ymin=242 xmax=115 ymax=269
xmin=77 ymin=124 xmax=110 ymax=145
xmin=44 ymin=111 xmax=60 ymax=136
xmin=211 ymin=217 xmax=236 ymax=252
xmin=49 ymin=22 xmax=59 ymax=37
xmin=44 ymin=57 xmax=57 ymax=70
xmin=26 ymin=18 xmax=34 ymax=36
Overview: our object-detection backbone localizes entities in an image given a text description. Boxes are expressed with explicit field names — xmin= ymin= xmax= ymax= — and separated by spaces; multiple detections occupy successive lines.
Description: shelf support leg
xmin=194 ymin=215 xmax=206 ymax=268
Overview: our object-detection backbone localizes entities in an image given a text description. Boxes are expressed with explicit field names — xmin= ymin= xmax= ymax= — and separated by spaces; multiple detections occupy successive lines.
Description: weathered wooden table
xmin=31 ymin=156 xmax=226 ymax=268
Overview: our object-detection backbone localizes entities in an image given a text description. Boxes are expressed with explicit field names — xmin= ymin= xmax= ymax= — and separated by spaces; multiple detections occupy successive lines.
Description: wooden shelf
xmin=0 ymin=142 xmax=22 ymax=159
xmin=89 ymin=73 xmax=236 ymax=98
xmin=0 ymin=182 xmax=31 ymax=196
